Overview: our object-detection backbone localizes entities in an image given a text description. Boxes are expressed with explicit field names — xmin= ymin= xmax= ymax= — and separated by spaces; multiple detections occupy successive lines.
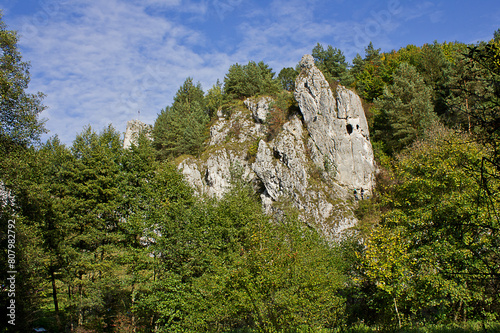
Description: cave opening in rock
xmin=346 ymin=124 xmax=353 ymax=134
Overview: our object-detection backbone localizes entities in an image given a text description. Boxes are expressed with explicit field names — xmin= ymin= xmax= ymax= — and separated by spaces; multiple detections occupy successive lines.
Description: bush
xmin=265 ymin=91 xmax=300 ymax=141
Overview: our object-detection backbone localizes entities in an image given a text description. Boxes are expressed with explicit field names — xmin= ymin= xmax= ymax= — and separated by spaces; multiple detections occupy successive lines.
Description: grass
xmin=223 ymin=322 xmax=500 ymax=333
xmin=344 ymin=321 xmax=500 ymax=333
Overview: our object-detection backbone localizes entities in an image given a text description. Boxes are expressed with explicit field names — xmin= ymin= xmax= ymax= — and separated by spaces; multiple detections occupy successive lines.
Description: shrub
xmin=265 ymin=91 xmax=299 ymax=141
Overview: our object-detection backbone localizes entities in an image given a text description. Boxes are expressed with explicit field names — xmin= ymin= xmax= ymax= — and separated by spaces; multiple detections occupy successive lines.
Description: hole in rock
xmin=346 ymin=124 xmax=353 ymax=134
xmin=273 ymin=149 xmax=281 ymax=160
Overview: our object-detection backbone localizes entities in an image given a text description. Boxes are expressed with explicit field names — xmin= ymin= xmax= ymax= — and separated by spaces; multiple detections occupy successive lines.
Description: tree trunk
xmin=454 ymin=300 xmax=463 ymax=322
xmin=131 ymin=284 xmax=136 ymax=333
xmin=466 ymin=98 xmax=471 ymax=134
xmin=78 ymin=283 xmax=84 ymax=327
xmin=50 ymin=269 xmax=62 ymax=332
xmin=68 ymin=285 xmax=74 ymax=332
xmin=393 ymin=297 xmax=402 ymax=329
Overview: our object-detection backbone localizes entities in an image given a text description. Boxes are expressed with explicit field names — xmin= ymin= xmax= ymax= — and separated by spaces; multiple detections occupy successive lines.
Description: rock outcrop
xmin=123 ymin=119 xmax=152 ymax=149
xmin=294 ymin=54 xmax=375 ymax=192
xmin=244 ymin=96 xmax=272 ymax=123
xmin=176 ymin=55 xmax=376 ymax=238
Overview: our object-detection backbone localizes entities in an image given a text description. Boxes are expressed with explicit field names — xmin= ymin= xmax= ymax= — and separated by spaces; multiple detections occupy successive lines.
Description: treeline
xmin=1 ymin=127 xmax=346 ymax=332
xmin=1 ymin=10 xmax=500 ymax=332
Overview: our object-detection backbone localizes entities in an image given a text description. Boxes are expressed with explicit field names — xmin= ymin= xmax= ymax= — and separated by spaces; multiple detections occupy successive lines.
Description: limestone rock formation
xmin=179 ymin=108 xmax=262 ymax=199
xmin=244 ymin=96 xmax=272 ymax=123
xmin=123 ymin=119 xmax=152 ymax=149
xmin=294 ymin=54 xmax=375 ymax=192
xmin=176 ymin=55 xmax=376 ymax=238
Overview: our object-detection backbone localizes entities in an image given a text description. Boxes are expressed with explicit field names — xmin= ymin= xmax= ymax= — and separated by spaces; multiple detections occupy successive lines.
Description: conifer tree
xmin=60 ymin=125 xmax=125 ymax=327
xmin=223 ymin=61 xmax=281 ymax=99
xmin=277 ymin=66 xmax=298 ymax=92
xmin=153 ymin=78 xmax=209 ymax=159
xmin=374 ymin=62 xmax=437 ymax=153
xmin=312 ymin=43 xmax=348 ymax=85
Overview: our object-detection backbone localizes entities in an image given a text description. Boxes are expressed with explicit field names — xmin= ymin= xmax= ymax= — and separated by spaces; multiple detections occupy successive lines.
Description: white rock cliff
xmin=294 ymin=54 xmax=375 ymax=191
xmin=174 ymin=55 xmax=375 ymax=238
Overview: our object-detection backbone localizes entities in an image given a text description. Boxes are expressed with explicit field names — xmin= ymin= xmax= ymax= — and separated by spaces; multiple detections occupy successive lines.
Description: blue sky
xmin=1 ymin=0 xmax=499 ymax=145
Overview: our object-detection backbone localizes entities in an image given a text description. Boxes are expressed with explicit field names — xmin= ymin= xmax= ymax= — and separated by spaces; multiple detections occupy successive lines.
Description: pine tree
xmin=374 ymin=62 xmax=437 ymax=153
xmin=277 ymin=66 xmax=298 ymax=92
xmin=312 ymin=43 xmax=348 ymax=85
xmin=223 ymin=61 xmax=281 ymax=99
xmin=153 ymin=78 xmax=209 ymax=159
xmin=60 ymin=125 xmax=126 ymax=328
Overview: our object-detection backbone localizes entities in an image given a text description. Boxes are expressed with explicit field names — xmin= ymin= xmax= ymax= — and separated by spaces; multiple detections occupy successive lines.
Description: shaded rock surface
xmin=177 ymin=55 xmax=376 ymax=238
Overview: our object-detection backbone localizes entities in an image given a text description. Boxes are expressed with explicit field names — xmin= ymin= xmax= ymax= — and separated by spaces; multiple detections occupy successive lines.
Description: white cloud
xmin=6 ymin=0 xmax=494 ymax=146
xmin=11 ymin=0 xmax=405 ymax=146
xmin=12 ymin=0 xmax=230 ymax=144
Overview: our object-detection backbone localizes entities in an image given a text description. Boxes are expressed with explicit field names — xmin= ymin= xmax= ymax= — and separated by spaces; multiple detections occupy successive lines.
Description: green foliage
xmin=494 ymin=28 xmax=500 ymax=43
xmin=205 ymin=79 xmax=224 ymax=119
xmin=153 ymin=78 xmax=209 ymax=160
xmin=57 ymin=125 xmax=128 ymax=328
xmin=364 ymin=225 xmax=412 ymax=328
xmin=312 ymin=43 xmax=349 ymax=85
xmin=0 ymin=13 xmax=46 ymax=150
xmin=277 ymin=66 xmax=299 ymax=92
xmin=4 ymin=19 xmax=500 ymax=332
xmin=416 ymin=42 xmax=452 ymax=116
xmin=363 ymin=127 xmax=500 ymax=326
xmin=246 ymin=138 xmax=260 ymax=163
xmin=224 ymin=61 xmax=281 ymax=99
xmin=130 ymin=182 xmax=346 ymax=332
xmin=461 ymin=41 xmax=500 ymax=149
xmin=374 ymin=62 xmax=438 ymax=154
xmin=265 ymin=91 xmax=299 ymax=141
xmin=350 ymin=42 xmax=386 ymax=101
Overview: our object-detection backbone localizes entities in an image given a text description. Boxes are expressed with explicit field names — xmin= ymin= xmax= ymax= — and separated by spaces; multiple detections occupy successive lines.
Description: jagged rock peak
xmin=295 ymin=54 xmax=375 ymax=192
xmin=123 ymin=119 xmax=152 ymax=149
xmin=299 ymin=54 xmax=315 ymax=69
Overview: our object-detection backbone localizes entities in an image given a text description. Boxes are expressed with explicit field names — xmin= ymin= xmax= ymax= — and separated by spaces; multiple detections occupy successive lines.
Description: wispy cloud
xmin=13 ymin=0 xmax=232 ymax=144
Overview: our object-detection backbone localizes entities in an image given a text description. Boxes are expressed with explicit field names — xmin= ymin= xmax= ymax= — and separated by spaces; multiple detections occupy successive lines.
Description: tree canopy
xmin=223 ymin=60 xmax=281 ymax=99
xmin=153 ymin=78 xmax=209 ymax=160
xmin=0 ymin=12 xmax=46 ymax=150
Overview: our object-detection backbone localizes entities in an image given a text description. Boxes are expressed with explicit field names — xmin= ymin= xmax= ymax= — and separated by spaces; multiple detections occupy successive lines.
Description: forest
xmin=1 ymin=12 xmax=500 ymax=333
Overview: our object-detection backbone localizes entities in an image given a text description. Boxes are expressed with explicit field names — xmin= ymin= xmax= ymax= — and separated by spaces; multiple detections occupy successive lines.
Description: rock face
xmin=244 ymin=96 xmax=272 ymax=123
xmin=294 ymin=54 xmax=375 ymax=191
xmin=123 ymin=119 xmax=152 ymax=149
xmin=177 ymin=55 xmax=376 ymax=238
xmin=179 ymin=108 xmax=263 ymax=199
